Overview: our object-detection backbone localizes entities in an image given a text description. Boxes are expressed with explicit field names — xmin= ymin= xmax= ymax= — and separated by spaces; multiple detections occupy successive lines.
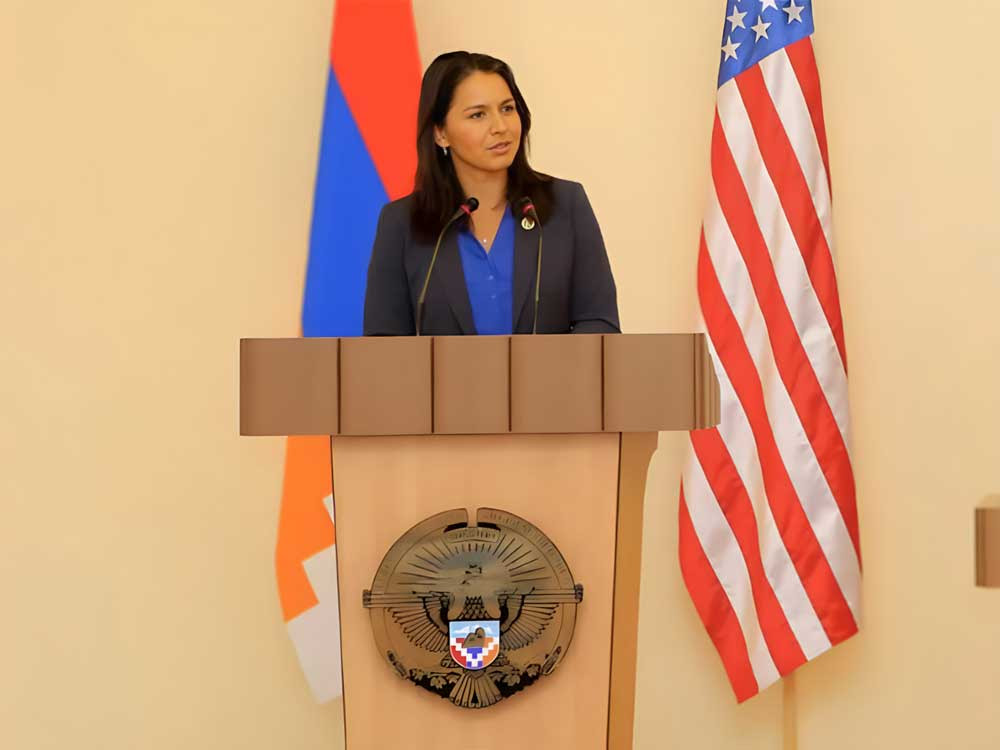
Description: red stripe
xmin=710 ymin=112 xmax=861 ymax=563
xmin=784 ymin=38 xmax=831 ymax=194
xmin=697 ymin=230 xmax=857 ymax=644
xmin=733 ymin=65 xmax=848 ymax=372
xmin=690 ymin=430 xmax=807 ymax=675
xmin=331 ymin=0 xmax=421 ymax=200
xmin=679 ymin=487 xmax=759 ymax=702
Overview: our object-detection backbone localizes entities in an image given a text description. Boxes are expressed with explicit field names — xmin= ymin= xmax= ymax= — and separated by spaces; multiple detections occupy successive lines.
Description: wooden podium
xmin=240 ymin=334 xmax=719 ymax=749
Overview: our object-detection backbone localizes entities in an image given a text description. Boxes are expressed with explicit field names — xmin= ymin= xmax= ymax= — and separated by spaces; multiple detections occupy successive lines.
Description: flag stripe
xmin=710 ymin=110 xmax=861 ymax=564
xmin=330 ymin=0 xmax=420 ymax=200
xmin=276 ymin=436 xmax=335 ymax=621
xmin=715 ymin=79 xmax=851 ymax=453
xmin=697 ymin=229 xmax=858 ymax=641
xmin=303 ymin=69 xmax=389 ymax=338
xmin=286 ymin=510 xmax=343 ymax=703
xmin=784 ymin=38 xmax=832 ymax=194
xmin=690 ymin=428 xmax=808 ymax=675
xmin=759 ymin=49 xmax=833 ymax=252
xmin=733 ymin=66 xmax=848 ymax=372
xmin=679 ymin=488 xmax=760 ymax=702
xmin=683 ymin=444 xmax=782 ymax=687
xmin=701 ymin=333 xmax=833 ymax=659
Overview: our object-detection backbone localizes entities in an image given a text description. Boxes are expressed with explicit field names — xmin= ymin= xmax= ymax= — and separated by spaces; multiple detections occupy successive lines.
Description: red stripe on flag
xmin=690 ymin=429 xmax=808 ymax=675
xmin=710 ymin=114 xmax=861 ymax=562
xmin=697 ymin=231 xmax=858 ymax=643
xmin=784 ymin=38 xmax=832 ymax=194
xmin=733 ymin=66 xmax=848 ymax=372
xmin=679 ymin=487 xmax=759 ymax=702
xmin=331 ymin=0 xmax=421 ymax=200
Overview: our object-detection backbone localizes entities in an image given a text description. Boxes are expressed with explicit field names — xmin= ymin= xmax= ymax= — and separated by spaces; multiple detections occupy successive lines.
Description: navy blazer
xmin=363 ymin=178 xmax=620 ymax=335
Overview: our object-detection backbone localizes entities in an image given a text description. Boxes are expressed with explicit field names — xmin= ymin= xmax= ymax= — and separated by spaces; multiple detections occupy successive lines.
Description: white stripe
xmin=703 ymin=182 xmax=862 ymax=623
xmin=759 ymin=49 xmax=834 ymax=252
xmin=700 ymin=327 xmax=832 ymax=660
xmin=287 ymin=542 xmax=343 ymax=702
xmin=716 ymin=79 xmax=852 ymax=455
xmin=683 ymin=448 xmax=781 ymax=689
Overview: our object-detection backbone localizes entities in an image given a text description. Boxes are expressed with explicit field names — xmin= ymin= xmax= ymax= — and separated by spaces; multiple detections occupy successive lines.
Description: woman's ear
xmin=433 ymin=126 xmax=449 ymax=148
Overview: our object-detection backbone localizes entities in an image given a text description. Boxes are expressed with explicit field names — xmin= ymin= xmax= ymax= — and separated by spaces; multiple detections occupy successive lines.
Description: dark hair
xmin=412 ymin=51 xmax=553 ymax=240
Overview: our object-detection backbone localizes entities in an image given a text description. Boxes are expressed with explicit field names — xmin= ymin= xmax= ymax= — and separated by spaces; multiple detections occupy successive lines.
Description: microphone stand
xmin=416 ymin=198 xmax=478 ymax=336
xmin=517 ymin=198 xmax=543 ymax=334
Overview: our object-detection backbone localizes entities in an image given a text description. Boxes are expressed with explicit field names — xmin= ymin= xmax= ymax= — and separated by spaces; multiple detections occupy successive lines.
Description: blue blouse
xmin=456 ymin=205 xmax=515 ymax=335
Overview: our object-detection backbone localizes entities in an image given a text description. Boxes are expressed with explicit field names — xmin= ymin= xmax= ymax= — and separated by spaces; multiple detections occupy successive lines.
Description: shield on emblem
xmin=448 ymin=620 xmax=500 ymax=671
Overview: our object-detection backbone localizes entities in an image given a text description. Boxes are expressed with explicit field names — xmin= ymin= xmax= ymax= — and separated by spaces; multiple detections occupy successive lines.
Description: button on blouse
xmin=456 ymin=205 xmax=515 ymax=335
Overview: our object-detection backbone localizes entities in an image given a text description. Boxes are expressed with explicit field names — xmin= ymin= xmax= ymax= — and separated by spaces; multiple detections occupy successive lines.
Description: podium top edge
xmin=239 ymin=333 xmax=719 ymax=436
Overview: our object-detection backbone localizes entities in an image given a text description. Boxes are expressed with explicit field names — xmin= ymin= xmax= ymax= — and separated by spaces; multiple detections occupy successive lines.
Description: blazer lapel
xmin=435 ymin=231 xmax=476 ymax=334
xmin=511 ymin=219 xmax=538 ymax=333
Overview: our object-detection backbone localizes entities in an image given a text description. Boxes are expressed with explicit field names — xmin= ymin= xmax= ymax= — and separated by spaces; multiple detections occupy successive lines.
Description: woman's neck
xmin=453 ymin=163 xmax=508 ymax=211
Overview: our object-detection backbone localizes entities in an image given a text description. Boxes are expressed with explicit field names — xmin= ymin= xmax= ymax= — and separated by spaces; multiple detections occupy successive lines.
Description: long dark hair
xmin=412 ymin=51 xmax=553 ymax=240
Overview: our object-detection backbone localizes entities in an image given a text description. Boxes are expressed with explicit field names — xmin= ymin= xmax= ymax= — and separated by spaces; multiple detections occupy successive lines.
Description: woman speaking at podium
xmin=363 ymin=51 xmax=620 ymax=336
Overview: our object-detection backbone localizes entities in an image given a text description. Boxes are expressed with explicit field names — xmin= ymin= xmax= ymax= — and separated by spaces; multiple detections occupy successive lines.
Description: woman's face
xmin=435 ymin=71 xmax=522 ymax=176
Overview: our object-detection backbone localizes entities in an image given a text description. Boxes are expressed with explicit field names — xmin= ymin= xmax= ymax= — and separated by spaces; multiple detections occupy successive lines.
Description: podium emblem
xmin=363 ymin=508 xmax=584 ymax=709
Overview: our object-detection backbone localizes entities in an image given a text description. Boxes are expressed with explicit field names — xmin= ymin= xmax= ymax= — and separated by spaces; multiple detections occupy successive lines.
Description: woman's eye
xmin=470 ymin=112 xmax=484 ymax=119
xmin=503 ymin=105 xmax=515 ymax=113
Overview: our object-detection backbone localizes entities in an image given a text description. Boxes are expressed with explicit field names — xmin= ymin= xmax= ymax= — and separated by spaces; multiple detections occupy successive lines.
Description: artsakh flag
xmin=275 ymin=0 xmax=420 ymax=702
xmin=679 ymin=0 xmax=861 ymax=702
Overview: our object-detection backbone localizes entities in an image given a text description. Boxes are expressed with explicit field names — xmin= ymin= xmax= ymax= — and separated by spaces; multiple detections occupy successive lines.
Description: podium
xmin=240 ymin=334 xmax=719 ymax=749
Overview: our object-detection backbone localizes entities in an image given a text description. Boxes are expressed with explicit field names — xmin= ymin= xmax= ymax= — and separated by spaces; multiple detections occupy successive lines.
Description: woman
xmin=363 ymin=51 xmax=619 ymax=336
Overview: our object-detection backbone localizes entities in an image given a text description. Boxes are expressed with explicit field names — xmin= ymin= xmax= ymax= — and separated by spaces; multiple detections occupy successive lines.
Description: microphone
xmin=416 ymin=197 xmax=479 ymax=336
xmin=516 ymin=197 xmax=543 ymax=334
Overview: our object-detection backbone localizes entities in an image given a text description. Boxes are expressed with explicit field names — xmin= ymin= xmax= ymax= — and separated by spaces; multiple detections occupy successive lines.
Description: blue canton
xmin=718 ymin=0 xmax=814 ymax=86
xmin=457 ymin=204 xmax=515 ymax=335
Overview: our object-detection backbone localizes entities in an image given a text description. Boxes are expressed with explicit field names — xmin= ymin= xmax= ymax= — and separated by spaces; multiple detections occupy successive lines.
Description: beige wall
xmin=3 ymin=1 xmax=998 ymax=748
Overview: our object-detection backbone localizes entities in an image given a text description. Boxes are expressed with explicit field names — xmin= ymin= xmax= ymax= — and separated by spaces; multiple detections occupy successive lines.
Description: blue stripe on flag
xmin=303 ymin=69 xmax=389 ymax=337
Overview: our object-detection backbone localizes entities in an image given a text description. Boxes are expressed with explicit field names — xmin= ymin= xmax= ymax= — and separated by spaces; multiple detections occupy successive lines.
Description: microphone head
xmin=516 ymin=196 xmax=537 ymax=230
xmin=457 ymin=197 xmax=479 ymax=218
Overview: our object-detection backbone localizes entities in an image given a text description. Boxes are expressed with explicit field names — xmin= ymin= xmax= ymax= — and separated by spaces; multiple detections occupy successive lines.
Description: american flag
xmin=679 ymin=0 xmax=861 ymax=702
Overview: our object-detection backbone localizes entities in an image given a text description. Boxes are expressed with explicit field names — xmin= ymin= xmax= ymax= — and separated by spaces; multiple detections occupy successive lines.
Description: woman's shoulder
xmin=541 ymin=175 xmax=590 ymax=207
xmin=379 ymin=193 xmax=415 ymax=224
xmin=533 ymin=175 xmax=583 ymax=197
xmin=547 ymin=176 xmax=584 ymax=194
xmin=541 ymin=176 xmax=589 ymax=219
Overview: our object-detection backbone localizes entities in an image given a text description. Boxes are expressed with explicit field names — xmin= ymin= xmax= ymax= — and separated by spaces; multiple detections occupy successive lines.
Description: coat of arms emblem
xmin=363 ymin=507 xmax=583 ymax=708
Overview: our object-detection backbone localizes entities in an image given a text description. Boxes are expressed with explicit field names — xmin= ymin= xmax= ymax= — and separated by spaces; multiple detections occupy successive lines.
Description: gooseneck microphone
xmin=516 ymin=196 xmax=543 ymax=334
xmin=416 ymin=197 xmax=479 ymax=336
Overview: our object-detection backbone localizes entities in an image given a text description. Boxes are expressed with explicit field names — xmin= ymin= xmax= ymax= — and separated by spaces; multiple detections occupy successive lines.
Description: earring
xmin=441 ymin=145 xmax=449 ymax=157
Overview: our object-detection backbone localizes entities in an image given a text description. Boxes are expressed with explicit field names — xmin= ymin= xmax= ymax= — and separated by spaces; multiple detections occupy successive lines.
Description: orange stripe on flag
xmin=275 ymin=435 xmax=335 ymax=621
